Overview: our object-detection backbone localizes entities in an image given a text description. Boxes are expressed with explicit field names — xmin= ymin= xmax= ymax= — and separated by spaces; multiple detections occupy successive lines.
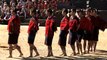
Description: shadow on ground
xmin=3 ymin=49 xmax=107 ymax=60
xmin=0 ymin=46 xmax=8 ymax=48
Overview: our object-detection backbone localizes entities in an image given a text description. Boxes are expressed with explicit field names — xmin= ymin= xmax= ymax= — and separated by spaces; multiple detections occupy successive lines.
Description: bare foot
xmin=34 ymin=54 xmax=39 ymax=57
xmin=84 ymin=51 xmax=87 ymax=54
xmin=29 ymin=55 xmax=33 ymax=57
xmin=76 ymin=52 xmax=80 ymax=54
xmin=8 ymin=56 xmax=12 ymax=58
xmin=70 ymin=53 xmax=76 ymax=56
xmin=19 ymin=54 xmax=23 ymax=57
xmin=59 ymin=54 xmax=64 ymax=56
xmin=64 ymin=54 xmax=67 ymax=56
xmin=81 ymin=52 xmax=84 ymax=55
xmin=47 ymin=55 xmax=51 ymax=57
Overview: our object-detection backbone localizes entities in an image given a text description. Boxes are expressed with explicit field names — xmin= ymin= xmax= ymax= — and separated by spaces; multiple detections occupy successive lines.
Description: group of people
xmin=6 ymin=7 xmax=107 ymax=58
xmin=0 ymin=0 xmax=64 ymax=21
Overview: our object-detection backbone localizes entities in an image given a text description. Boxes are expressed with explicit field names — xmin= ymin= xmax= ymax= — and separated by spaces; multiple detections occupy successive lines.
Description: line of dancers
xmin=7 ymin=8 xmax=107 ymax=58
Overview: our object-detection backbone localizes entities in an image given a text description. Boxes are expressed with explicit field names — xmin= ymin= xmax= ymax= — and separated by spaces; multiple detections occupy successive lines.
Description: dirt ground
xmin=0 ymin=25 xmax=107 ymax=60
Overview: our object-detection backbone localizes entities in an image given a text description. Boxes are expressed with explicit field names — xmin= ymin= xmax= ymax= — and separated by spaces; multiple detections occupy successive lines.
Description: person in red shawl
xmin=83 ymin=8 xmax=95 ymax=54
xmin=76 ymin=9 xmax=95 ymax=54
xmin=45 ymin=8 xmax=57 ymax=57
xmin=76 ymin=9 xmax=84 ymax=55
xmin=68 ymin=9 xmax=79 ymax=56
xmin=27 ymin=8 xmax=40 ymax=57
xmin=58 ymin=8 xmax=69 ymax=56
xmin=7 ymin=9 xmax=23 ymax=58
xmin=90 ymin=9 xmax=107 ymax=52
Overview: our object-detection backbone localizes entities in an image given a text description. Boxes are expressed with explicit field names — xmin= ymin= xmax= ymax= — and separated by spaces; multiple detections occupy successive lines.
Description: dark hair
xmin=12 ymin=8 xmax=18 ymax=14
xmin=76 ymin=9 xmax=83 ymax=13
xmin=86 ymin=8 xmax=92 ymax=12
xmin=91 ymin=8 xmax=98 ymax=13
xmin=30 ymin=8 xmax=37 ymax=14
xmin=62 ymin=8 xmax=68 ymax=14
xmin=71 ymin=8 xmax=76 ymax=12
xmin=47 ymin=8 xmax=53 ymax=15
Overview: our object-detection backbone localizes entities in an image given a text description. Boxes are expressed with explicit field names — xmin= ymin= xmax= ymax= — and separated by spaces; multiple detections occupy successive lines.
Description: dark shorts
xmin=91 ymin=28 xmax=99 ymax=41
xmin=59 ymin=30 xmax=68 ymax=46
xmin=77 ymin=30 xmax=84 ymax=42
xmin=28 ymin=30 xmax=37 ymax=44
xmin=68 ymin=30 xmax=77 ymax=45
xmin=45 ymin=35 xmax=54 ymax=46
xmin=83 ymin=31 xmax=93 ymax=41
xmin=8 ymin=33 xmax=19 ymax=44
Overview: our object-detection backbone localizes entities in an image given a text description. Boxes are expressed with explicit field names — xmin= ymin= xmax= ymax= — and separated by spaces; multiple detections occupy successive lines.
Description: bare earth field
xmin=0 ymin=25 xmax=107 ymax=60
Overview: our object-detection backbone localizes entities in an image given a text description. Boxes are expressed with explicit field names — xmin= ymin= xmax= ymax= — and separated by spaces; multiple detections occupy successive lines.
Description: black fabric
xmin=28 ymin=30 xmax=37 ymax=44
xmin=45 ymin=36 xmax=53 ymax=46
xmin=68 ymin=30 xmax=77 ymax=45
xmin=59 ymin=30 xmax=68 ymax=46
xmin=8 ymin=33 xmax=19 ymax=44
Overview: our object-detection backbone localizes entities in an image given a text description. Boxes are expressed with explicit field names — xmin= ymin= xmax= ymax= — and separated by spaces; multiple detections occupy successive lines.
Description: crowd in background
xmin=0 ymin=0 xmax=71 ymax=22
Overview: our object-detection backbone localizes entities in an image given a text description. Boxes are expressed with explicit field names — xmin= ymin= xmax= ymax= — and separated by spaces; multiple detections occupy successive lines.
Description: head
xmin=11 ymin=8 xmax=17 ymax=15
xmin=85 ymin=8 xmax=92 ymax=16
xmin=46 ymin=8 xmax=53 ymax=16
xmin=62 ymin=8 xmax=68 ymax=16
xmin=91 ymin=8 xmax=98 ymax=16
xmin=30 ymin=8 xmax=40 ymax=17
xmin=4 ymin=2 xmax=7 ymax=7
xmin=70 ymin=9 xmax=76 ymax=16
xmin=77 ymin=9 xmax=85 ymax=18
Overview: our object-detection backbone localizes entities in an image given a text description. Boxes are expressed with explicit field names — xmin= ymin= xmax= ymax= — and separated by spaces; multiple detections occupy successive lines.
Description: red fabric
xmin=8 ymin=15 xmax=20 ymax=34
xmin=43 ymin=2 xmax=47 ymax=9
xmin=45 ymin=16 xmax=55 ymax=37
xmin=94 ymin=16 xmax=107 ymax=31
xmin=79 ymin=17 xmax=94 ymax=31
xmin=60 ymin=17 xmax=69 ymax=31
xmin=28 ymin=17 xmax=39 ymax=34
xmin=69 ymin=19 xmax=78 ymax=32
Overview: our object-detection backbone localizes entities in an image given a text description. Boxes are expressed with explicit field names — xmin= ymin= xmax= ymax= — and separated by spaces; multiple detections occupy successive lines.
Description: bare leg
xmin=94 ymin=41 xmax=97 ymax=52
xmin=79 ymin=42 xmax=83 ymax=54
xmin=70 ymin=45 xmax=76 ymax=55
xmin=29 ymin=44 xmax=33 ymax=57
xmin=47 ymin=46 xmax=51 ymax=57
xmin=87 ymin=41 xmax=91 ymax=53
xmin=14 ymin=44 xmax=23 ymax=57
xmin=76 ymin=41 xmax=80 ymax=54
xmin=33 ymin=45 xmax=39 ymax=56
xmin=60 ymin=46 xmax=67 ymax=56
xmin=50 ymin=46 xmax=53 ymax=56
xmin=83 ymin=40 xmax=86 ymax=54
xmin=8 ymin=44 xmax=13 ymax=58
xmin=90 ymin=41 xmax=94 ymax=52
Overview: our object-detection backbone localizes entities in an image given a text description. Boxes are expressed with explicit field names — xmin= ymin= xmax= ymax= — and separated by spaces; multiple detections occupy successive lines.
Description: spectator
xmin=1 ymin=2 xmax=8 ymax=14
xmin=17 ymin=0 xmax=26 ymax=10
xmin=26 ymin=0 xmax=33 ymax=9
xmin=10 ymin=0 xmax=16 ymax=10
xmin=3 ymin=6 xmax=11 ymax=21
xmin=20 ymin=6 xmax=27 ymax=19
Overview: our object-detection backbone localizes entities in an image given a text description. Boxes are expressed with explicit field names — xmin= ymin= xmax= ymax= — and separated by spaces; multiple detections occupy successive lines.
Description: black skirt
xmin=8 ymin=33 xmax=19 ymax=44
xmin=68 ymin=30 xmax=77 ymax=45
xmin=91 ymin=28 xmax=99 ymax=41
xmin=83 ymin=30 xmax=93 ymax=41
xmin=77 ymin=30 xmax=84 ymax=42
xmin=28 ymin=30 xmax=37 ymax=44
xmin=45 ymin=36 xmax=54 ymax=46
xmin=58 ymin=30 xmax=68 ymax=46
